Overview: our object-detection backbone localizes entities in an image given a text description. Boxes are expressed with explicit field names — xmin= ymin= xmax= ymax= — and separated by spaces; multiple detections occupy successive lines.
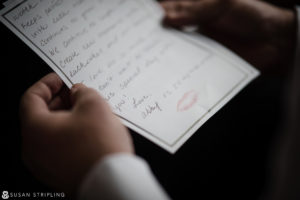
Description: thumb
xmin=70 ymin=84 xmax=109 ymax=113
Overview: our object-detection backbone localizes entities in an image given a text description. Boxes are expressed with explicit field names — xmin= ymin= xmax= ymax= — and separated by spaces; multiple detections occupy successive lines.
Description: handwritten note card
xmin=1 ymin=0 xmax=259 ymax=153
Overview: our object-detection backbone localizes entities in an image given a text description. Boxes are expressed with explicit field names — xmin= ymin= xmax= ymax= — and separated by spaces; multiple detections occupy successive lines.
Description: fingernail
xmin=71 ymin=84 xmax=81 ymax=93
xmin=70 ymin=86 xmax=78 ymax=94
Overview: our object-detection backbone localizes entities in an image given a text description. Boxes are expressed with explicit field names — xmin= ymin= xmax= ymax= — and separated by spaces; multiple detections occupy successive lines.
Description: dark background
xmin=0 ymin=1 xmax=290 ymax=200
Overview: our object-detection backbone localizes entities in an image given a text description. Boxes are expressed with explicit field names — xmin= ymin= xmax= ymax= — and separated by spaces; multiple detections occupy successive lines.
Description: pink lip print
xmin=177 ymin=91 xmax=198 ymax=112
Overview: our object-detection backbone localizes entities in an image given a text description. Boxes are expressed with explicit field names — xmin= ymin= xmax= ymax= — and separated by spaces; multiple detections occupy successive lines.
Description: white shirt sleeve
xmin=78 ymin=153 xmax=171 ymax=200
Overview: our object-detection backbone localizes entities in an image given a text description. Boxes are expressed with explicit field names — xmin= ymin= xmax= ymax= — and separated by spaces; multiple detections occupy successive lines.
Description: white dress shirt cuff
xmin=78 ymin=153 xmax=170 ymax=200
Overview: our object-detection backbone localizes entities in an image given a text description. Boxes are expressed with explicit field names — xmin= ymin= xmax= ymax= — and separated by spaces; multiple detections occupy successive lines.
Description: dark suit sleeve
xmin=271 ymin=6 xmax=300 ymax=200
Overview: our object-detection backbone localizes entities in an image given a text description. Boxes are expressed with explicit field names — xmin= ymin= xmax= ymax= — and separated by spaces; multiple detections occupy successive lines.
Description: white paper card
xmin=0 ymin=0 xmax=259 ymax=153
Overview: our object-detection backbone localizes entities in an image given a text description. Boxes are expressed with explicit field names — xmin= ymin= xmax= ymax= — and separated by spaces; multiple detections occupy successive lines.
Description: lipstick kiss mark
xmin=177 ymin=90 xmax=198 ymax=112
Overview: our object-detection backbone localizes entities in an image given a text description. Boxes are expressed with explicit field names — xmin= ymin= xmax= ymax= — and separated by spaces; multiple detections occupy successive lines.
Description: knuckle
xmin=77 ymin=93 xmax=105 ymax=112
xmin=80 ymin=90 xmax=100 ymax=104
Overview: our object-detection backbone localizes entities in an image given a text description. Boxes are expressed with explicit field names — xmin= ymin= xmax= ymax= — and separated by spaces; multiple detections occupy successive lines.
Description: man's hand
xmin=20 ymin=73 xmax=133 ymax=195
xmin=160 ymin=0 xmax=296 ymax=71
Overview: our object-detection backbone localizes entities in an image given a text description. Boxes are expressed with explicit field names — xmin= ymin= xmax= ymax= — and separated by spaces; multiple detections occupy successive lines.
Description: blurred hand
xmin=161 ymin=0 xmax=296 ymax=71
xmin=20 ymin=73 xmax=133 ymax=195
